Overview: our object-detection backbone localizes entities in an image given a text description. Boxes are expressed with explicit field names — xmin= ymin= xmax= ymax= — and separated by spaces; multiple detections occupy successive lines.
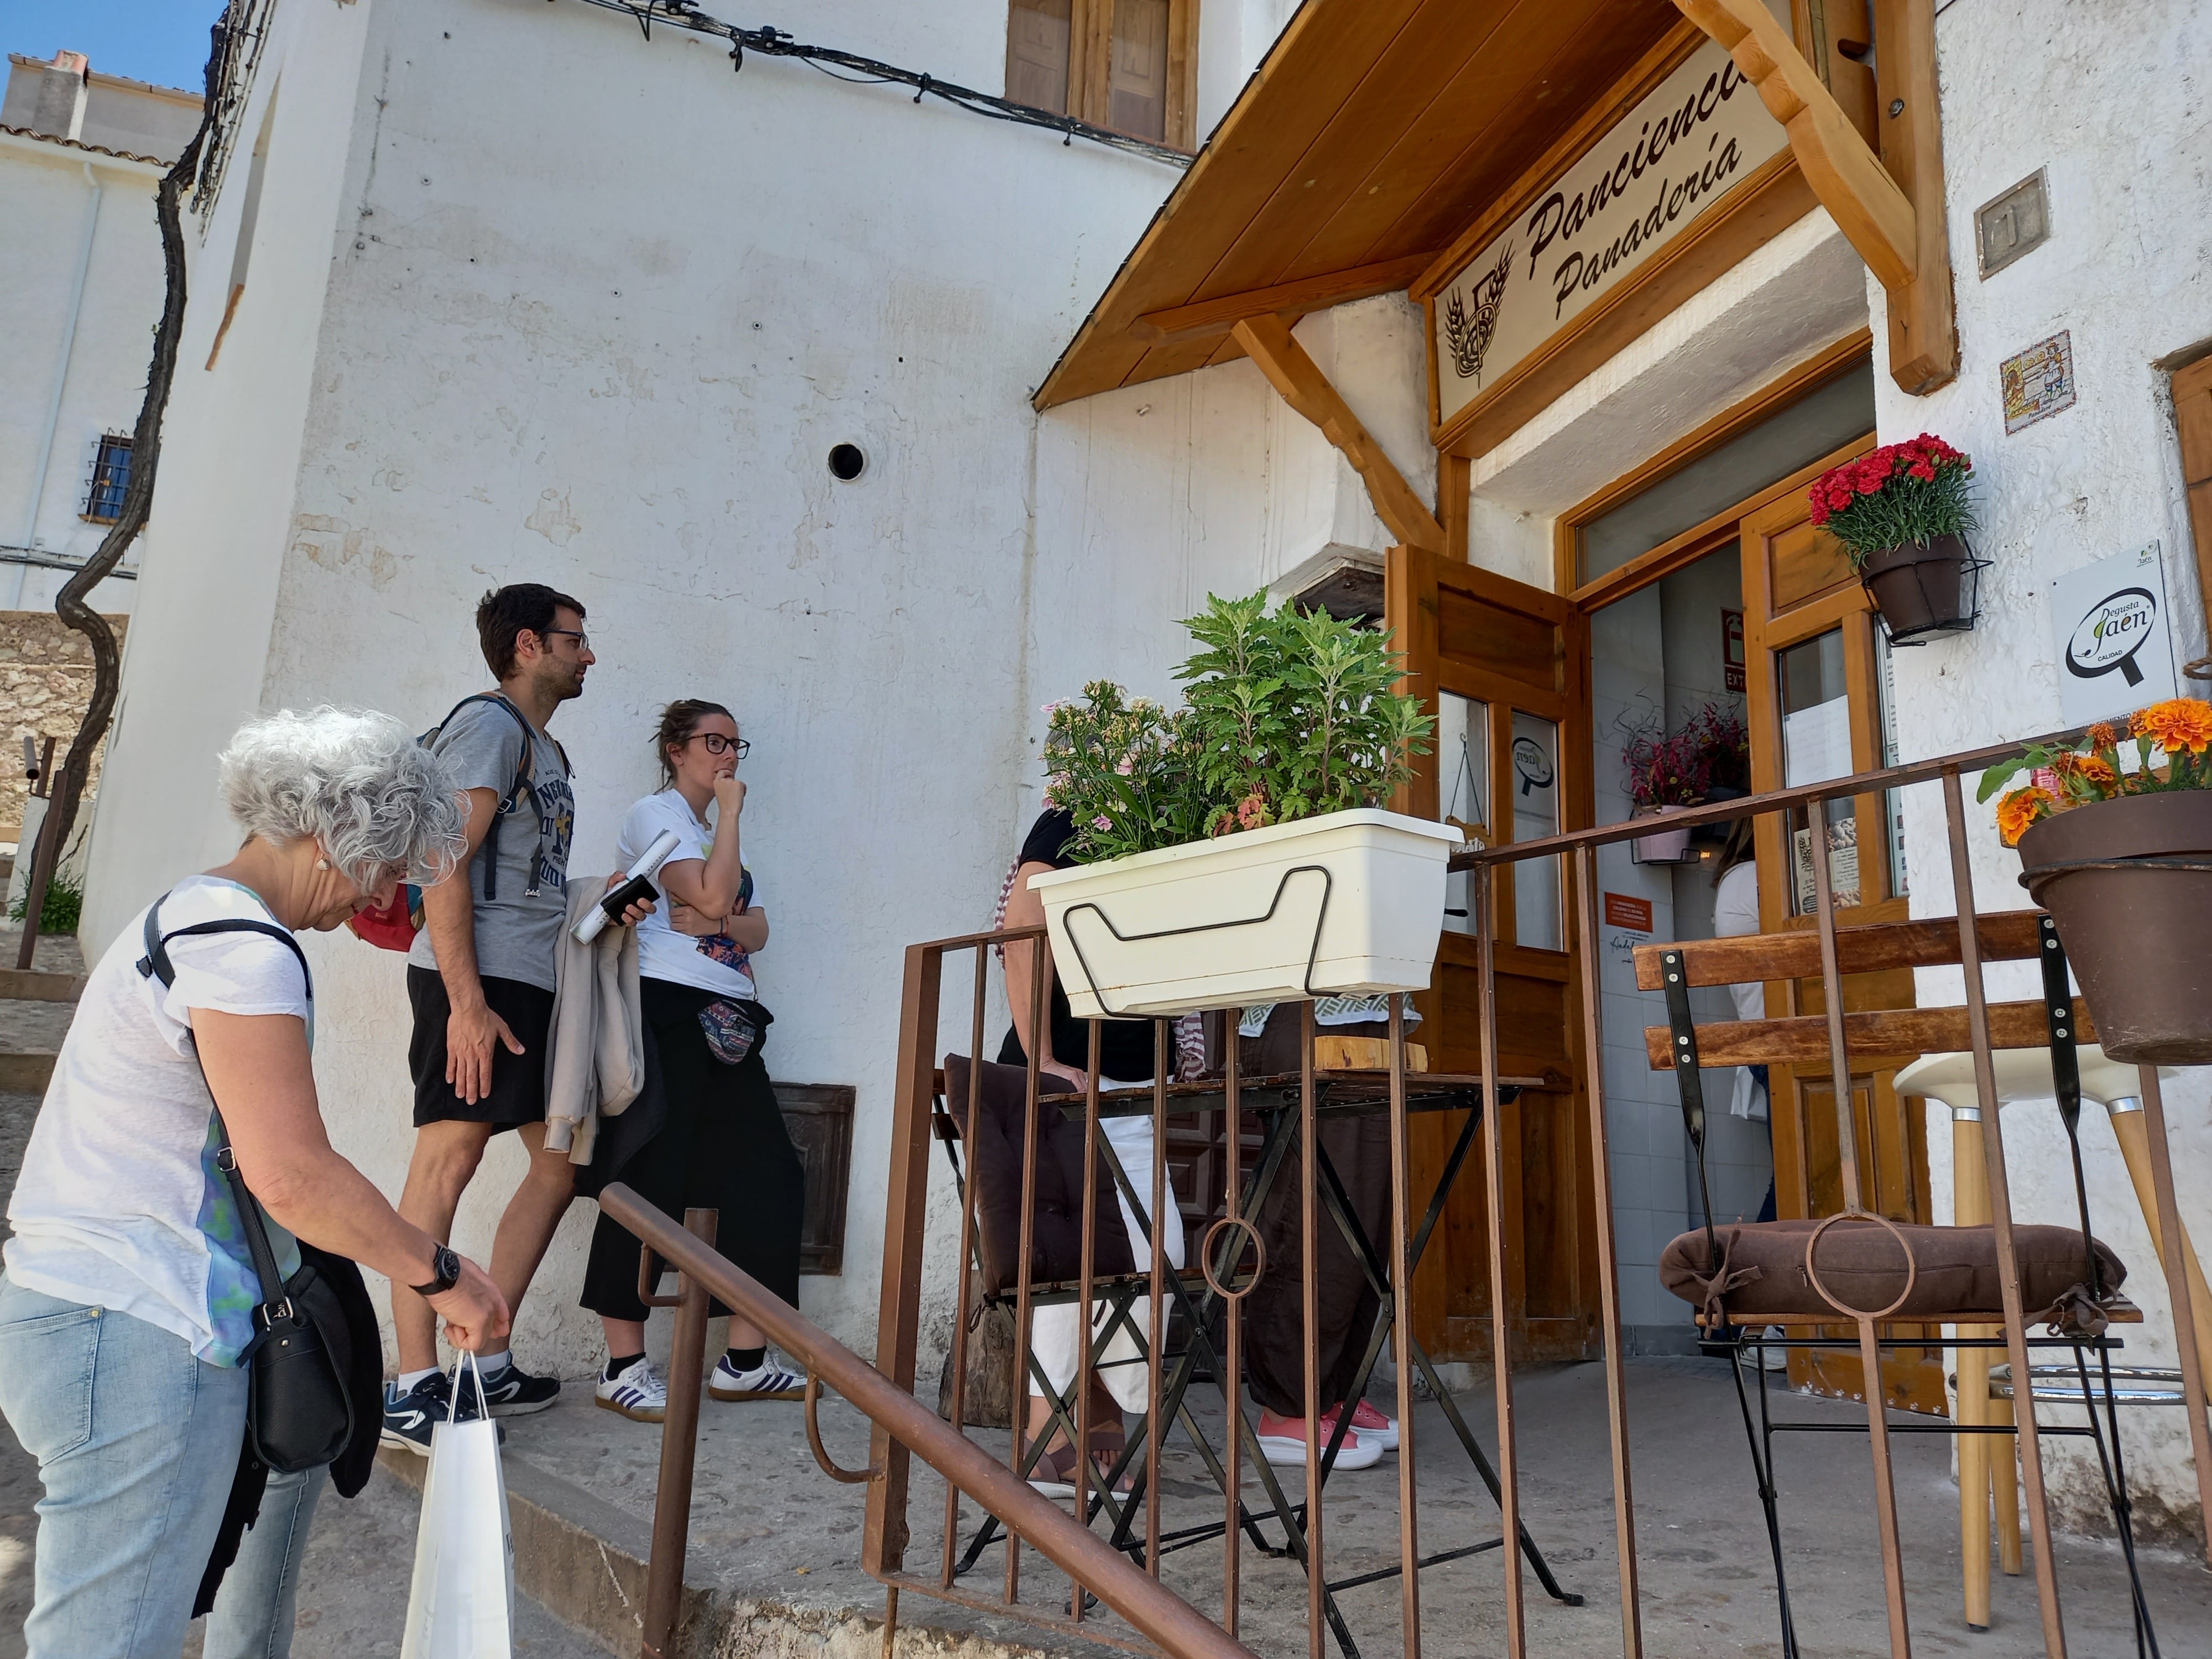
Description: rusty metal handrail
xmin=596 ymin=1183 xmax=1259 ymax=1659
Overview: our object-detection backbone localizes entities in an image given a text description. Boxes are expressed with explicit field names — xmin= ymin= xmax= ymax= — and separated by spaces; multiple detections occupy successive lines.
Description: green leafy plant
xmin=1043 ymin=592 xmax=1433 ymax=863
xmin=8 ymin=870 xmax=81 ymax=936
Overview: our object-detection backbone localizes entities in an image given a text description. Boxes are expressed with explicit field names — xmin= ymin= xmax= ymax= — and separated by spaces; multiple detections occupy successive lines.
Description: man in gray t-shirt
xmin=384 ymin=584 xmax=650 ymax=1448
xmin=404 ymin=701 xmax=575 ymax=990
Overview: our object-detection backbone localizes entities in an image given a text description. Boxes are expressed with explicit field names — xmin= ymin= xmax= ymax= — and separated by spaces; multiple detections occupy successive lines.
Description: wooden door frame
xmin=1739 ymin=461 xmax=1945 ymax=1413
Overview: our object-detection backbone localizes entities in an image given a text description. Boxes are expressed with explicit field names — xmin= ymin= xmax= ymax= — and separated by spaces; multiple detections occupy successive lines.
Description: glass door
xmin=1740 ymin=472 xmax=1940 ymax=1415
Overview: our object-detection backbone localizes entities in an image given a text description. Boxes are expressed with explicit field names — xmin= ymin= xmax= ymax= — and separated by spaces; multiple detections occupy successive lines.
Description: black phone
xmin=599 ymin=872 xmax=660 ymax=921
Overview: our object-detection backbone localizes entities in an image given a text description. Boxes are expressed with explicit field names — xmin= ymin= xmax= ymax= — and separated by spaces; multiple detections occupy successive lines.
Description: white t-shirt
xmin=5 ymin=877 xmax=308 ymax=1366
xmin=618 ymin=789 xmax=761 ymax=999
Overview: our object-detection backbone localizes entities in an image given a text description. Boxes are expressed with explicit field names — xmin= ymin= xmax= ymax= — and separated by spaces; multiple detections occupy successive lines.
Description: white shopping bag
xmin=400 ymin=1352 xmax=515 ymax=1659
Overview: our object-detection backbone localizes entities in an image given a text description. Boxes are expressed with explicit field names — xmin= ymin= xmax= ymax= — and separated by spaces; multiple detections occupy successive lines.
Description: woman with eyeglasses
xmin=578 ymin=700 xmax=806 ymax=1420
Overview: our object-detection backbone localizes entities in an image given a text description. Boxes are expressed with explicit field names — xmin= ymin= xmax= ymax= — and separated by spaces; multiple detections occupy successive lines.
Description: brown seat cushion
xmin=1660 ymin=1218 xmax=2125 ymax=1326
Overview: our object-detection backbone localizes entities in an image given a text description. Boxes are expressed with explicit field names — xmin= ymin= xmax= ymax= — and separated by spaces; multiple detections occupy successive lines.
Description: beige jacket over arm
xmin=544 ymin=875 xmax=646 ymax=1164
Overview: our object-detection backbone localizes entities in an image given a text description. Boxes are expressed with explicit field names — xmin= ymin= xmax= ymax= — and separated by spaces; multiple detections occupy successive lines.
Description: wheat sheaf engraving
xmin=1443 ymin=239 xmax=1515 ymax=386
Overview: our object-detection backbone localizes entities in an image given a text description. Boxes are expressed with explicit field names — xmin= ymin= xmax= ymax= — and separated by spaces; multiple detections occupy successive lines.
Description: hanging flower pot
xmin=1984 ymin=703 xmax=2212 ymax=1063
xmin=1858 ymin=534 xmax=1985 ymax=644
xmin=1630 ymin=804 xmax=1695 ymax=865
xmin=1808 ymin=436 xmax=1983 ymax=646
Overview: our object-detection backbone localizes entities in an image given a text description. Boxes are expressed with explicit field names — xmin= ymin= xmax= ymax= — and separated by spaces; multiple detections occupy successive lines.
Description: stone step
xmin=0 ymin=969 xmax=84 ymax=1003
xmin=0 ymin=1052 xmax=53 ymax=1092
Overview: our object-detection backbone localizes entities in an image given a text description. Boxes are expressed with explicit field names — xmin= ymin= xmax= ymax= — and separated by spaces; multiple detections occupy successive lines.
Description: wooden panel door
xmin=1387 ymin=545 xmax=1600 ymax=1365
xmin=1740 ymin=467 xmax=1946 ymax=1415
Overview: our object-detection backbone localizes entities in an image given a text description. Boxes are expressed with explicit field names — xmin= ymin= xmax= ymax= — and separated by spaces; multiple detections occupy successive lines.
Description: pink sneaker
xmin=1253 ymin=1408 xmax=1383 ymax=1470
xmin=1323 ymin=1399 xmax=1399 ymax=1452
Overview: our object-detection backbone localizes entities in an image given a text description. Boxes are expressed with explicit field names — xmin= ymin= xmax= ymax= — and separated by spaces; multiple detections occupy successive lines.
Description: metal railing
xmin=600 ymin=725 xmax=2212 ymax=1659
xmin=597 ymin=1183 xmax=1256 ymax=1658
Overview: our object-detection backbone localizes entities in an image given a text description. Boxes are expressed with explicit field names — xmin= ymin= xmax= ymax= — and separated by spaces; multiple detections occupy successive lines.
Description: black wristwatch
xmin=411 ymin=1244 xmax=461 ymax=1298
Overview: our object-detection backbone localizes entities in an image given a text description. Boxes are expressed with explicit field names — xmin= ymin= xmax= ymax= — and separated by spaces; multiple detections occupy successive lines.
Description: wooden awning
xmin=1033 ymin=0 xmax=1681 ymax=411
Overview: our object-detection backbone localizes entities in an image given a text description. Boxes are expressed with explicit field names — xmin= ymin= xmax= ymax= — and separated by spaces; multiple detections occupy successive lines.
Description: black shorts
xmin=408 ymin=966 xmax=556 ymax=1131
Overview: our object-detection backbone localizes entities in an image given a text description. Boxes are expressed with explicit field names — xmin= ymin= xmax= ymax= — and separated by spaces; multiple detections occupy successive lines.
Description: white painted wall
xmin=86 ymin=0 xmax=1375 ymax=1384
xmin=0 ymin=96 xmax=180 ymax=614
xmin=1861 ymin=0 xmax=2212 ymax=1533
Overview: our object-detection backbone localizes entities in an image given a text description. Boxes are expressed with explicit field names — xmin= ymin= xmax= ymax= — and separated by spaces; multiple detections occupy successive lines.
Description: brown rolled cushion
xmin=1660 ymin=1218 xmax=2125 ymax=1326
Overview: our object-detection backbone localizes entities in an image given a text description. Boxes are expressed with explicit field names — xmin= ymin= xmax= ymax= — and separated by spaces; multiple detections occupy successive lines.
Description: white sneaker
xmin=595 ymin=1357 xmax=668 ymax=1423
xmin=1255 ymin=1427 xmax=1385 ymax=1470
xmin=708 ymin=1353 xmax=805 ymax=1402
xmin=1759 ymin=1327 xmax=1790 ymax=1371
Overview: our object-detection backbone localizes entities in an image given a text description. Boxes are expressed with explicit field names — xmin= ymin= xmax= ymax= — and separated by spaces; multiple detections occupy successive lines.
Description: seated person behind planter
xmin=998 ymin=806 xmax=1188 ymax=1496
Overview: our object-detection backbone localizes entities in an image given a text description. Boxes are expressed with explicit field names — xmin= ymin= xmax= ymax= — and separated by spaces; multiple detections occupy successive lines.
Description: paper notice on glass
xmin=1783 ymin=697 xmax=1854 ymax=788
xmin=1793 ymin=816 xmax=1861 ymax=912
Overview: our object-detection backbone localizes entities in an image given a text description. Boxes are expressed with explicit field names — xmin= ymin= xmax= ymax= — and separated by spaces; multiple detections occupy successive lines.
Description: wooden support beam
xmin=1673 ymin=0 xmax=1955 ymax=394
xmin=1130 ymin=253 xmax=1438 ymax=346
xmin=1869 ymin=0 xmax=1958 ymax=394
xmin=1672 ymin=0 xmax=1916 ymax=289
xmin=1231 ymin=314 xmax=1446 ymax=554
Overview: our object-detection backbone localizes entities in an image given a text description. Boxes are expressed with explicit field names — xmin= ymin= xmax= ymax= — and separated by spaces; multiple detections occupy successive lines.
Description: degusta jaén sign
xmin=1431 ymin=40 xmax=1788 ymax=427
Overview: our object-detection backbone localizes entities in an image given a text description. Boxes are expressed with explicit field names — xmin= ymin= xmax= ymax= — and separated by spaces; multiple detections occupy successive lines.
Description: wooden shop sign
xmin=1430 ymin=39 xmax=1789 ymax=430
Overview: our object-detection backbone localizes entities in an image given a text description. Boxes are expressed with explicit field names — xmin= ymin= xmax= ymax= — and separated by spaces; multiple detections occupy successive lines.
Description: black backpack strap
xmin=137 ymin=894 xmax=313 ymax=1326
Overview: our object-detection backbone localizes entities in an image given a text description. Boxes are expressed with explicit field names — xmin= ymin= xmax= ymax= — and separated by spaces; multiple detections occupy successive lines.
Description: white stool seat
xmin=1893 ymin=1045 xmax=2177 ymax=1114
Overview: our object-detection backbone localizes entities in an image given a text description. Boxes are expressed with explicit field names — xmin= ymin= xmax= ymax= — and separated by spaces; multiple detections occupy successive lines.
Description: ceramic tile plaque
xmin=2001 ymin=330 xmax=2077 ymax=434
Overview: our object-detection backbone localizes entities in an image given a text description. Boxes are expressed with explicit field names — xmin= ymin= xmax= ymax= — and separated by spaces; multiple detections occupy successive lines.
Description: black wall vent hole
xmin=828 ymin=444 xmax=866 ymax=481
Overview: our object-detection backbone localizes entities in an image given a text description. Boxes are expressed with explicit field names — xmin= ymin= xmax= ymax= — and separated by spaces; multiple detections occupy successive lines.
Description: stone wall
xmin=0 ymin=611 xmax=124 ymax=839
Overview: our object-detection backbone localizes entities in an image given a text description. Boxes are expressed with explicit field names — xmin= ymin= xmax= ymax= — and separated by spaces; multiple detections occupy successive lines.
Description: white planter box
xmin=1030 ymin=808 xmax=1463 ymax=1020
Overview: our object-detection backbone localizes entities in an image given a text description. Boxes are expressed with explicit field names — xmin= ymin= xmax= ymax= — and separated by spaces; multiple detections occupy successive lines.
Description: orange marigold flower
xmin=2128 ymin=698 xmax=2212 ymax=755
xmin=1996 ymin=786 xmax=2056 ymax=847
xmin=2071 ymin=754 xmax=2119 ymax=788
xmin=2088 ymin=722 xmax=2120 ymax=751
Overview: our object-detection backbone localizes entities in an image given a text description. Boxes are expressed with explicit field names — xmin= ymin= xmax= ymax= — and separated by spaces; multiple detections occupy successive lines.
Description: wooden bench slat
xmin=1642 ymin=997 xmax=2092 ymax=1070
xmin=1632 ymin=911 xmax=2045 ymax=992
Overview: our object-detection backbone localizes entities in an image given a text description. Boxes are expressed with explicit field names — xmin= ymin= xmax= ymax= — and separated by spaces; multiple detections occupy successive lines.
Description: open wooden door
xmin=1740 ymin=451 xmax=1945 ymax=1415
xmin=1388 ymin=545 xmax=1600 ymax=1365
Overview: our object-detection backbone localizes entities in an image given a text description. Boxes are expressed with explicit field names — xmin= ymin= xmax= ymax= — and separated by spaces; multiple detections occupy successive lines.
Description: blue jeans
xmin=0 ymin=1276 xmax=324 ymax=1658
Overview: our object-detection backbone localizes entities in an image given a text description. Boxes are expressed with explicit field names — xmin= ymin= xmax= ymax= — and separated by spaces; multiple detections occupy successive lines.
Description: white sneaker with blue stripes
xmin=708 ymin=1353 xmax=805 ymax=1402
xmin=594 ymin=1357 xmax=668 ymax=1423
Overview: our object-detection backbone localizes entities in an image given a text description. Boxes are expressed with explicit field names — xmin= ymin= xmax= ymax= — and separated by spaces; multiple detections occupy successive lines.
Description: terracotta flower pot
xmin=1859 ymin=534 xmax=1971 ymax=640
xmin=2015 ymin=790 xmax=2212 ymax=1064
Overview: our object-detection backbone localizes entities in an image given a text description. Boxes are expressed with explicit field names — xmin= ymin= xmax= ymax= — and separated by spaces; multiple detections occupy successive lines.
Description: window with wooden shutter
xmin=1005 ymin=0 xmax=1073 ymax=115
xmin=1004 ymin=0 xmax=1197 ymax=151
xmin=2176 ymin=354 xmax=2212 ymax=675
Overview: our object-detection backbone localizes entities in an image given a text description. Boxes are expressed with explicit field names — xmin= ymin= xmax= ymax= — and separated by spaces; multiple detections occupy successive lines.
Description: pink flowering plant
xmin=1622 ymin=702 xmax=1747 ymax=810
xmin=1042 ymin=591 xmax=1433 ymax=863
xmin=1805 ymin=434 xmax=1977 ymax=570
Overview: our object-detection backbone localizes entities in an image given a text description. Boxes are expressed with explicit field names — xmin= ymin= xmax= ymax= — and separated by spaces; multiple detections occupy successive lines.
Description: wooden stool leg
xmin=1953 ymin=1113 xmax=1994 ymax=1627
xmin=1991 ymin=1389 xmax=2023 ymax=1577
xmin=1960 ymin=1325 xmax=1992 ymax=1627
xmin=2109 ymin=1104 xmax=2212 ymax=1401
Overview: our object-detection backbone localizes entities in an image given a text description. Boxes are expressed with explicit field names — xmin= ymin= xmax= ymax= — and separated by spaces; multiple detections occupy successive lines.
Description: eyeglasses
xmin=540 ymin=627 xmax=591 ymax=652
xmin=690 ymin=733 xmax=750 ymax=759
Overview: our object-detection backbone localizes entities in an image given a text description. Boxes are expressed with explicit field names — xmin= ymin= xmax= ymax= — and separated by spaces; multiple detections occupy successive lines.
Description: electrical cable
xmin=554 ymin=0 xmax=1193 ymax=168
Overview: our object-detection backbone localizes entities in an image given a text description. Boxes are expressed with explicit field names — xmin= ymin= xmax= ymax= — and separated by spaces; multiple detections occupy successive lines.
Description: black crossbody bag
xmin=138 ymin=898 xmax=354 ymax=1474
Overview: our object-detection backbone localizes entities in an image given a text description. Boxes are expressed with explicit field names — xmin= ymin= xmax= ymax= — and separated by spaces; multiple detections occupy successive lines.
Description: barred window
xmin=83 ymin=434 xmax=133 ymax=524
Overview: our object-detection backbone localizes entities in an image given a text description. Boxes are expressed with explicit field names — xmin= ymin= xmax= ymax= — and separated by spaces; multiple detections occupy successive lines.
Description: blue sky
xmin=1 ymin=0 xmax=227 ymax=93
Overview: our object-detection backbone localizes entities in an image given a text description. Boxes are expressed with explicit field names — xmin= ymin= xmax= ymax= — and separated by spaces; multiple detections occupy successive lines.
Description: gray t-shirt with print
xmin=406 ymin=696 xmax=574 ymax=993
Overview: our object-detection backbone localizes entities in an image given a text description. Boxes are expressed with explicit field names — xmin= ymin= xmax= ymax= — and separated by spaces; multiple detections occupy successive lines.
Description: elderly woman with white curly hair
xmin=0 ymin=707 xmax=508 ymax=1659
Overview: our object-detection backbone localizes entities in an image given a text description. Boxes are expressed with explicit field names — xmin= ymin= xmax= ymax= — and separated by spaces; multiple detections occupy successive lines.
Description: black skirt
xmin=580 ymin=978 xmax=805 ymax=1323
